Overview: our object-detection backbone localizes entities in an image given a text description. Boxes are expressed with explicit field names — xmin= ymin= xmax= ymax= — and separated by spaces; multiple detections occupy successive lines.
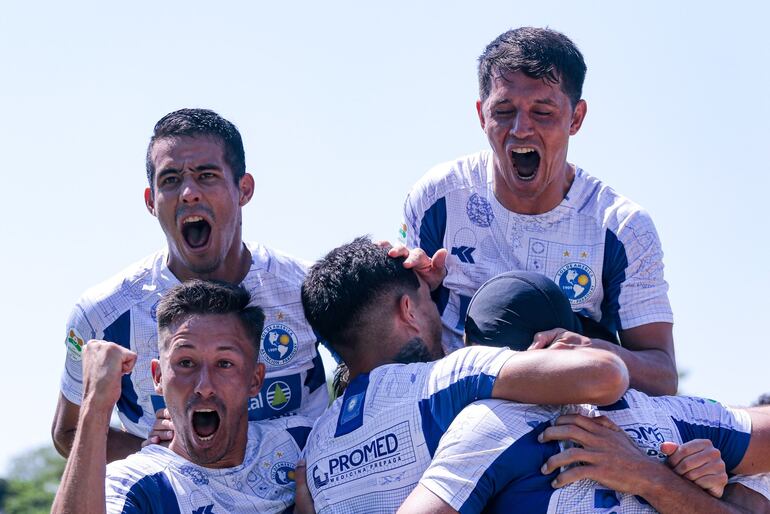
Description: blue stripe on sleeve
xmin=417 ymin=373 xmax=496 ymax=456
xmin=103 ymin=311 xmax=143 ymax=423
xmin=672 ymin=418 xmax=751 ymax=472
xmin=122 ymin=471 xmax=181 ymax=514
xmin=600 ymin=229 xmax=627 ymax=334
xmin=465 ymin=422 xmax=559 ymax=514
xmin=454 ymin=294 xmax=473 ymax=331
xmin=417 ymin=197 xmax=447 ymax=258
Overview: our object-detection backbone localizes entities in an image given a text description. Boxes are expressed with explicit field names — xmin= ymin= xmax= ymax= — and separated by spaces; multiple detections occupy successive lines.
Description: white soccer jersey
xmin=60 ymin=242 xmax=328 ymax=438
xmin=105 ymin=416 xmax=311 ymax=514
xmin=420 ymin=390 xmax=756 ymax=514
xmin=304 ymin=346 xmax=514 ymax=513
xmin=401 ymin=151 xmax=673 ymax=351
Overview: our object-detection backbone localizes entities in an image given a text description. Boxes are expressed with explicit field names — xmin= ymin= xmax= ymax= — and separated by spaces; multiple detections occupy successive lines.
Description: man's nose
xmin=194 ymin=365 xmax=215 ymax=398
xmin=510 ymin=112 xmax=534 ymax=139
xmin=180 ymin=174 xmax=201 ymax=204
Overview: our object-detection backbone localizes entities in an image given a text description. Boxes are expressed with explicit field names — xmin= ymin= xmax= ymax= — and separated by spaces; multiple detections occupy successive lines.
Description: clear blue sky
xmin=1 ymin=1 xmax=768 ymax=472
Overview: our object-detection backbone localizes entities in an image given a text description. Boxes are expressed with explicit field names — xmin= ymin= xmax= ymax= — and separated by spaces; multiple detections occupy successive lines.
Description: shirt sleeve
xmin=609 ymin=209 xmax=674 ymax=330
xmin=59 ymin=302 xmax=97 ymax=406
xmin=728 ymin=473 xmax=770 ymax=502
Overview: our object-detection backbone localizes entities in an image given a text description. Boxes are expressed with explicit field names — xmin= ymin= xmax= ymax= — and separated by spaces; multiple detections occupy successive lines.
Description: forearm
xmin=636 ymin=464 xmax=751 ymax=514
xmin=54 ymin=425 xmax=142 ymax=462
xmin=492 ymin=347 xmax=629 ymax=405
xmin=51 ymin=403 xmax=111 ymax=514
xmin=592 ymin=339 xmax=677 ymax=396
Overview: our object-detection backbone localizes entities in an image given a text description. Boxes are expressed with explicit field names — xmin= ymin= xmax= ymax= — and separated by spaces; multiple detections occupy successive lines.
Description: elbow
xmin=51 ymin=419 xmax=74 ymax=458
xmin=589 ymin=351 xmax=629 ymax=406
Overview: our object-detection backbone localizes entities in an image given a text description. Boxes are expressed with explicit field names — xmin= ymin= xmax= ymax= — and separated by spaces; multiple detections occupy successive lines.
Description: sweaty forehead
xmin=158 ymin=313 xmax=254 ymax=357
xmin=487 ymin=69 xmax=567 ymax=104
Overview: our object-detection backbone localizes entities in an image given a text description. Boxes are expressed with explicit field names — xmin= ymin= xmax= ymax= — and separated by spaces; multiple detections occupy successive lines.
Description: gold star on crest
xmin=276 ymin=451 xmax=284 ymax=458
xmin=276 ymin=312 xmax=285 ymax=321
xmin=580 ymin=251 xmax=588 ymax=258
xmin=563 ymin=251 xmax=570 ymax=257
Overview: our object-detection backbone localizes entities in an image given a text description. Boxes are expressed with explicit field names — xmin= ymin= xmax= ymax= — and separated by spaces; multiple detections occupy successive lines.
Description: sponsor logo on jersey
xmin=271 ymin=461 xmax=296 ymax=485
xmin=192 ymin=505 xmax=215 ymax=514
xmin=66 ymin=328 xmax=85 ymax=361
xmin=248 ymin=375 xmax=302 ymax=420
xmin=466 ymin=193 xmax=495 ymax=228
xmin=621 ymin=422 xmax=675 ymax=460
xmin=266 ymin=381 xmax=292 ymax=410
xmin=340 ymin=392 xmax=364 ymax=425
xmin=555 ymin=262 xmax=596 ymax=304
xmin=451 ymin=245 xmax=476 ymax=264
xmin=309 ymin=421 xmax=415 ymax=490
xmin=260 ymin=323 xmax=298 ymax=366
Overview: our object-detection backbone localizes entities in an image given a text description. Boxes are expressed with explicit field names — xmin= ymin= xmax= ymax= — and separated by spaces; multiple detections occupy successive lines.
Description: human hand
xmin=529 ymin=329 xmax=592 ymax=350
xmin=142 ymin=408 xmax=175 ymax=448
xmin=294 ymin=460 xmax=316 ymax=514
xmin=385 ymin=243 xmax=447 ymax=291
xmin=540 ymin=414 xmax=661 ymax=494
xmin=81 ymin=340 xmax=137 ymax=412
xmin=660 ymin=440 xmax=727 ymax=498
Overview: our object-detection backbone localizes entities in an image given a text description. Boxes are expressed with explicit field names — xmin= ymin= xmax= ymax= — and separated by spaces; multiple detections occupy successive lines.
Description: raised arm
xmin=51 ymin=341 xmax=137 ymax=514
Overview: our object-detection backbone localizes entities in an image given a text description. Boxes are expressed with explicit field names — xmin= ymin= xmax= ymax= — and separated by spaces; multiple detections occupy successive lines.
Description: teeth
xmin=512 ymin=147 xmax=536 ymax=154
xmin=198 ymin=433 xmax=214 ymax=441
xmin=184 ymin=216 xmax=204 ymax=223
xmin=195 ymin=409 xmax=214 ymax=413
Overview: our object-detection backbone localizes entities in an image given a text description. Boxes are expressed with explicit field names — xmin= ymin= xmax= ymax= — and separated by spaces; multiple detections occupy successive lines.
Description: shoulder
xmin=72 ymin=250 xmax=165 ymax=329
xmin=246 ymin=242 xmax=309 ymax=286
xmin=253 ymin=415 xmax=314 ymax=451
xmin=571 ymin=168 xmax=657 ymax=236
xmin=405 ymin=150 xmax=492 ymax=209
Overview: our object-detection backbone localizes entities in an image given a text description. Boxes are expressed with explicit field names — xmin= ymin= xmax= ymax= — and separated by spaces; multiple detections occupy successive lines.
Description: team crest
xmin=555 ymin=262 xmax=596 ymax=304
xmin=271 ymin=462 xmax=296 ymax=485
xmin=66 ymin=328 xmax=85 ymax=361
xmin=466 ymin=193 xmax=495 ymax=228
xmin=266 ymin=381 xmax=292 ymax=411
xmin=260 ymin=323 xmax=298 ymax=366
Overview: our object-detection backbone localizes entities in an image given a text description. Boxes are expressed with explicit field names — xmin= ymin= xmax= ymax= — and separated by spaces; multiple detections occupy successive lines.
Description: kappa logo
xmin=554 ymin=262 xmax=596 ymax=304
xmin=260 ymin=323 xmax=298 ymax=366
xmin=66 ymin=328 xmax=85 ymax=362
xmin=466 ymin=193 xmax=495 ymax=228
xmin=451 ymin=246 xmax=476 ymax=264
xmin=192 ymin=505 xmax=215 ymax=514
xmin=266 ymin=381 xmax=292 ymax=410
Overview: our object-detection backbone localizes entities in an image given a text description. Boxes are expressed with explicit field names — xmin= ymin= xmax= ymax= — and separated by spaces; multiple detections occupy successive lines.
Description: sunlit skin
xmin=144 ymin=136 xmax=255 ymax=283
xmin=476 ymin=70 xmax=587 ymax=215
xmin=151 ymin=314 xmax=265 ymax=468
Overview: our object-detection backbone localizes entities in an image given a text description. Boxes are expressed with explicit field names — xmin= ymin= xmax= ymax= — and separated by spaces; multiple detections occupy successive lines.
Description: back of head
xmin=301 ymin=237 xmax=420 ymax=352
xmin=464 ymin=271 xmax=581 ymax=350
xmin=145 ymin=108 xmax=246 ymax=189
xmin=477 ymin=27 xmax=587 ymax=107
xmin=156 ymin=279 xmax=265 ymax=355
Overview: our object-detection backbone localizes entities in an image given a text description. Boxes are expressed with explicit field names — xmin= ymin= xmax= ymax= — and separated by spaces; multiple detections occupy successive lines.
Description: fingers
xmin=550 ymin=462 xmax=596 ymax=488
xmin=141 ymin=435 xmax=160 ymax=448
xmin=387 ymin=244 xmax=409 ymax=259
xmin=541 ymin=447 xmax=595 ymax=475
xmin=530 ymin=328 xmax=563 ymax=349
xmin=539 ymin=422 xmax=595 ymax=447
xmin=553 ymin=414 xmax=621 ymax=433
xmin=375 ymin=240 xmax=394 ymax=250
xmin=294 ymin=460 xmax=316 ymax=514
xmin=692 ymin=473 xmax=727 ymax=498
xmin=121 ymin=350 xmax=138 ymax=374
xmin=660 ymin=441 xmax=679 ymax=457
xmin=155 ymin=408 xmax=171 ymax=421
xmin=431 ymin=248 xmax=448 ymax=271
xmin=401 ymin=247 xmax=431 ymax=269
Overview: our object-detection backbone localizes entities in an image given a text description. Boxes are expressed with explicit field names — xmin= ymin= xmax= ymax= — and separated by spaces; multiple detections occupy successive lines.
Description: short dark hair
xmin=301 ymin=237 xmax=420 ymax=350
xmin=478 ymin=27 xmax=587 ymax=107
xmin=145 ymin=108 xmax=246 ymax=191
xmin=156 ymin=279 xmax=265 ymax=355
xmin=754 ymin=393 xmax=770 ymax=407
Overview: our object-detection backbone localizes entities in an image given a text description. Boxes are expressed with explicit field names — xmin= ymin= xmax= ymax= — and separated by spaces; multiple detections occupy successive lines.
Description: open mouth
xmin=511 ymin=148 xmax=541 ymax=181
xmin=181 ymin=216 xmax=212 ymax=249
xmin=192 ymin=409 xmax=221 ymax=441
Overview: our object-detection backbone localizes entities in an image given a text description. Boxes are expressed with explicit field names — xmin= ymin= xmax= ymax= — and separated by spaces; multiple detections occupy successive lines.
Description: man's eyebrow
xmin=170 ymin=342 xmax=243 ymax=353
xmin=533 ymin=98 xmax=558 ymax=106
xmin=193 ymin=163 xmax=222 ymax=172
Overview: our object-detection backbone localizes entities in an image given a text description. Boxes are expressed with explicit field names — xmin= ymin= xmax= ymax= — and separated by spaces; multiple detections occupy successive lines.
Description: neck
xmin=492 ymin=161 xmax=575 ymax=215
xmin=169 ymin=241 xmax=252 ymax=285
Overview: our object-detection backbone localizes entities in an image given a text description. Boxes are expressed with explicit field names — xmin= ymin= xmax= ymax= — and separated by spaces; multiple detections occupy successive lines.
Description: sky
xmin=1 ymin=1 xmax=768 ymax=473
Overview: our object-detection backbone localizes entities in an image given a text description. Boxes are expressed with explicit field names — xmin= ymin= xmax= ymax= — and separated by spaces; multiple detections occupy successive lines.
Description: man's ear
xmin=397 ymin=293 xmax=420 ymax=332
xmin=249 ymin=362 xmax=266 ymax=397
xmin=569 ymin=99 xmax=587 ymax=135
xmin=144 ymin=188 xmax=156 ymax=216
xmin=239 ymin=173 xmax=255 ymax=207
xmin=151 ymin=359 xmax=163 ymax=394
xmin=476 ymin=99 xmax=486 ymax=130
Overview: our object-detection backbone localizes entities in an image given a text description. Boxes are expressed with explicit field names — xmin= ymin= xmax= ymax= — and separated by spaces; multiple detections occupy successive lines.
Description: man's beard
xmin=392 ymin=337 xmax=441 ymax=364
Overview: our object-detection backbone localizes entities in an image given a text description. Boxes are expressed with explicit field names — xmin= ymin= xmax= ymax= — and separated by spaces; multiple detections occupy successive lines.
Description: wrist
xmin=79 ymin=395 xmax=115 ymax=428
xmin=634 ymin=461 xmax=675 ymax=498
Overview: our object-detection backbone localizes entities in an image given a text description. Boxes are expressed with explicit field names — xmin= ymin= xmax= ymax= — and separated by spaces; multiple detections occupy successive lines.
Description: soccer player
xmin=398 ymin=27 xmax=677 ymax=395
xmin=51 ymin=280 xmax=312 ymax=514
xmin=299 ymin=238 xmax=629 ymax=513
xmin=398 ymin=271 xmax=770 ymax=514
xmin=52 ymin=109 xmax=328 ymax=461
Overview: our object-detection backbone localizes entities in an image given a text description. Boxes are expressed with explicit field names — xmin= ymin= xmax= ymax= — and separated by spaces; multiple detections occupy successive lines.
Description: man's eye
xmin=160 ymin=176 xmax=179 ymax=186
xmin=218 ymin=360 xmax=233 ymax=369
xmin=533 ymin=110 xmax=552 ymax=116
xmin=178 ymin=359 xmax=194 ymax=368
xmin=199 ymin=172 xmax=216 ymax=180
xmin=495 ymin=110 xmax=514 ymax=116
